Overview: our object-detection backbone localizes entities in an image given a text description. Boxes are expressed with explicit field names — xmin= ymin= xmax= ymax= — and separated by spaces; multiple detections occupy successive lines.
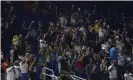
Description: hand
xmin=38 ymin=21 xmax=41 ymax=23
xmin=10 ymin=7 xmax=13 ymax=11
xmin=32 ymin=21 xmax=34 ymax=23
xmin=123 ymin=27 xmax=126 ymax=30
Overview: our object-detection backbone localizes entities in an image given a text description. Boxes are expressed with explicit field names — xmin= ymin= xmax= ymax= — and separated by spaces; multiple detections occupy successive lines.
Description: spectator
xmin=129 ymin=68 xmax=133 ymax=80
xmin=6 ymin=63 xmax=15 ymax=80
xmin=77 ymin=53 xmax=84 ymax=77
xmin=108 ymin=61 xmax=117 ymax=80
xmin=117 ymin=52 xmax=126 ymax=80
xmin=1 ymin=2 xmax=133 ymax=80
xmin=20 ymin=55 xmax=30 ymax=80
xmin=99 ymin=25 xmax=106 ymax=42
xmin=57 ymin=53 xmax=63 ymax=74
xmin=124 ymin=69 xmax=132 ymax=80
xmin=14 ymin=61 xmax=21 ymax=80
xmin=109 ymin=44 xmax=117 ymax=63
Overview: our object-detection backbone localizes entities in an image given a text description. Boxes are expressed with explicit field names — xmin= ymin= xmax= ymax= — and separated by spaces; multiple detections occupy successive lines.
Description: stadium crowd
xmin=1 ymin=1 xmax=133 ymax=80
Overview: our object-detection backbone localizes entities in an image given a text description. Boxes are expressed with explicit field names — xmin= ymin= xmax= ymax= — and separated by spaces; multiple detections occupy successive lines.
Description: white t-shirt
xmin=39 ymin=39 xmax=47 ymax=48
xmin=79 ymin=27 xmax=85 ymax=33
xmin=60 ymin=16 xmax=64 ymax=25
xmin=116 ymin=40 xmax=122 ymax=48
xmin=129 ymin=73 xmax=133 ymax=80
xmin=74 ymin=46 xmax=81 ymax=54
xmin=14 ymin=66 xmax=20 ymax=79
xmin=71 ymin=17 xmax=76 ymax=25
xmin=20 ymin=62 xmax=28 ymax=73
xmin=108 ymin=65 xmax=117 ymax=79
xmin=10 ymin=49 xmax=14 ymax=63
xmin=6 ymin=67 xmax=15 ymax=80
xmin=124 ymin=73 xmax=132 ymax=80
xmin=99 ymin=28 xmax=106 ymax=38
xmin=117 ymin=53 xmax=126 ymax=66
xmin=101 ymin=43 xmax=109 ymax=53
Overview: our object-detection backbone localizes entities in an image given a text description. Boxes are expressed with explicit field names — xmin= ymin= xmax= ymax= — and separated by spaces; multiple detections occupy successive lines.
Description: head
xmin=111 ymin=60 xmax=116 ymax=65
xmin=111 ymin=44 xmax=116 ymax=48
xmin=95 ymin=20 xmax=98 ymax=24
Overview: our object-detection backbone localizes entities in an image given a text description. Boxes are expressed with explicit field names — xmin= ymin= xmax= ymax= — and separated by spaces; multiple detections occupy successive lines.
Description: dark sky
xmin=1 ymin=1 xmax=133 ymax=17
xmin=50 ymin=1 xmax=133 ymax=16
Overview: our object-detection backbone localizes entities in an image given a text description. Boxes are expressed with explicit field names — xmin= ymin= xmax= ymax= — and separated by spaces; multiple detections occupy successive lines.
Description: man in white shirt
xmin=117 ymin=52 xmax=126 ymax=66
xmin=39 ymin=39 xmax=48 ymax=48
xmin=108 ymin=61 xmax=117 ymax=80
xmin=19 ymin=55 xmax=29 ymax=80
xmin=10 ymin=47 xmax=14 ymax=64
xmin=129 ymin=69 xmax=133 ymax=80
xmin=117 ymin=52 xmax=126 ymax=80
xmin=101 ymin=41 xmax=109 ymax=53
xmin=99 ymin=26 xmax=106 ymax=42
xmin=6 ymin=64 xmax=15 ymax=80
xmin=14 ymin=61 xmax=20 ymax=80
xmin=124 ymin=69 xmax=133 ymax=80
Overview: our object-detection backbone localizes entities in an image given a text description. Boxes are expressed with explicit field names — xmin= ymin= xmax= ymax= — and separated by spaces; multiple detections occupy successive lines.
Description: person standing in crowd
xmin=99 ymin=25 xmax=106 ymax=43
xmin=100 ymin=58 xmax=109 ymax=80
xmin=2 ymin=59 xmax=9 ymax=73
xmin=57 ymin=53 xmax=63 ymax=74
xmin=36 ymin=63 xmax=44 ymax=80
xmin=6 ymin=63 xmax=15 ymax=80
xmin=117 ymin=52 xmax=126 ymax=80
xmin=14 ymin=61 xmax=20 ymax=80
xmin=20 ymin=55 xmax=31 ymax=80
xmin=109 ymin=44 xmax=117 ymax=63
xmin=85 ymin=58 xmax=93 ymax=80
xmin=129 ymin=68 xmax=133 ymax=80
xmin=29 ymin=56 xmax=36 ymax=80
xmin=108 ymin=61 xmax=117 ymax=80
xmin=124 ymin=69 xmax=132 ymax=80
xmin=10 ymin=46 xmax=14 ymax=64
xmin=77 ymin=53 xmax=85 ymax=78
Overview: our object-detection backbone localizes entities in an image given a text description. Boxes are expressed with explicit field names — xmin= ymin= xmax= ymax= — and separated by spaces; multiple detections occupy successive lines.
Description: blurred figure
xmin=6 ymin=63 xmax=15 ymax=80
xmin=108 ymin=61 xmax=117 ymax=80
xmin=124 ymin=69 xmax=131 ymax=80
xmin=99 ymin=25 xmax=106 ymax=43
xmin=20 ymin=55 xmax=29 ymax=80
xmin=14 ymin=61 xmax=21 ymax=80
xmin=109 ymin=44 xmax=117 ymax=63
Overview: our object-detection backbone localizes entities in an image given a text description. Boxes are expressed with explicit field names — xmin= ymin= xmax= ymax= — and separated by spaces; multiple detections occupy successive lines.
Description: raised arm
xmin=108 ymin=65 xmax=113 ymax=71
xmin=21 ymin=22 xmax=25 ymax=29
xmin=28 ymin=21 xmax=34 ymax=30
xmin=6 ymin=66 xmax=13 ymax=73
xmin=29 ymin=57 xmax=36 ymax=71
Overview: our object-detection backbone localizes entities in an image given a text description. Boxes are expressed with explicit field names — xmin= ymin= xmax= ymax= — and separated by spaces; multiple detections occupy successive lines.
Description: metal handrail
xmin=42 ymin=67 xmax=60 ymax=80
xmin=70 ymin=75 xmax=86 ymax=80
xmin=42 ymin=73 xmax=60 ymax=80
xmin=43 ymin=67 xmax=54 ymax=75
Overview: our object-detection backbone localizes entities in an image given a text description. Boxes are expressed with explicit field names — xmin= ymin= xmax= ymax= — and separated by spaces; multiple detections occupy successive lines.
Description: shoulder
xmin=108 ymin=65 xmax=112 ymax=70
xmin=124 ymin=73 xmax=128 ymax=77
